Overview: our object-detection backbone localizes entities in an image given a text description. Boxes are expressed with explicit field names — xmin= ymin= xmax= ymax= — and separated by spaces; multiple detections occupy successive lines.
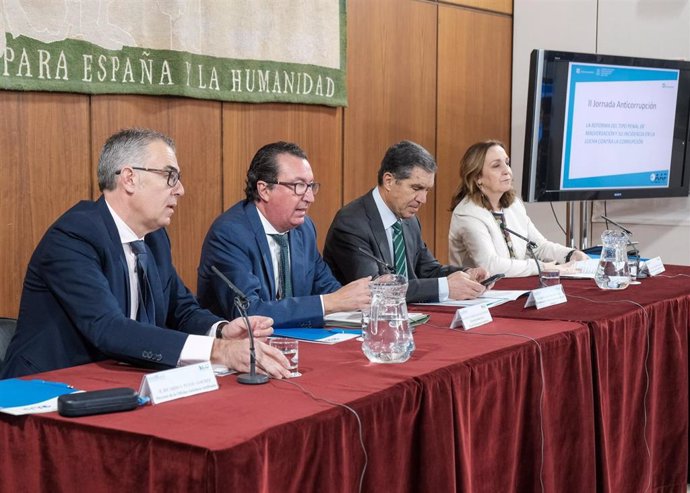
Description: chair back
xmin=0 ymin=318 xmax=17 ymax=371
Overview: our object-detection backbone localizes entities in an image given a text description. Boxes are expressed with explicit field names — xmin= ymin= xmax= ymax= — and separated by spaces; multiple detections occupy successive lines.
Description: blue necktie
xmin=392 ymin=221 xmax=408 ymax=278
xmin=130 ymin=240 xmax=155 ymax=324
xmin=269 ymin=234 xmax=293 ymax=299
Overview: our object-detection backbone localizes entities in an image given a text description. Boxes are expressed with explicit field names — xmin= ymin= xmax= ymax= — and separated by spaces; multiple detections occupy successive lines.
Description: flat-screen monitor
xmin=523 ymin=49 xmax=690 ymax=202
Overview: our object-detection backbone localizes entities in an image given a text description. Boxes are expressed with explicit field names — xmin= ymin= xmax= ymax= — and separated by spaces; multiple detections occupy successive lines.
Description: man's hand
xmin=218 ymin=316 xmax=274 ymax=340
xmin=323 ymin=276 xmax=372 ymax=314
xmin=211 ymin=338 xmax=291 ymax=379
xmin=465 ymin=267 xmax=490 ymax=283
xmin=447 ymin=271 xmax=485 ymax=300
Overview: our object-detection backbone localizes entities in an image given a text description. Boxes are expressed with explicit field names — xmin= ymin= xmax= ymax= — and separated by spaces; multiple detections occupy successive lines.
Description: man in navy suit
xmin=324 ymin=140 xmax=489 ymax=303
xmin=1 ymin=128 xmax=289 ymax=379
xmin=197 ymin=142 xmax=371 ymax=328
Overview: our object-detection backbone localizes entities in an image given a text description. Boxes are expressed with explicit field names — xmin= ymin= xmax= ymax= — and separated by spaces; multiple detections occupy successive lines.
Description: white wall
xmin=512 ymin=0 xmax=690 ymax=265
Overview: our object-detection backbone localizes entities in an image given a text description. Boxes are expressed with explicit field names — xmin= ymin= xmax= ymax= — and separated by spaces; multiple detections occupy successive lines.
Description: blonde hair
xmin=449 ymin=140 xmax=517 ymax=211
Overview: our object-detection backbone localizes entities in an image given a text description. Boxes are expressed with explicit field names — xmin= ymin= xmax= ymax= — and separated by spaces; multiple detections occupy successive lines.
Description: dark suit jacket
xmin=324 ymin=190 xmax=463 ymax=303
xmin=0 ymin=197 xmax=222 ymax=379
xmin=197 ymin=200 xmax=342 ymax=328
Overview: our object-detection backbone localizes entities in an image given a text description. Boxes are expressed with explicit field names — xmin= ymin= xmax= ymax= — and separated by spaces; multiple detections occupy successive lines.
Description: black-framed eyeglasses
xmin=268 ymin=181 xmax=321 ymax=196
xmin=116 ymin=167 xmax=181 ymax=187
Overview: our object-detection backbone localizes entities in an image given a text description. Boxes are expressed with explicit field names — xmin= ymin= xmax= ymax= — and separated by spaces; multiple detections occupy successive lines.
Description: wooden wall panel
xmin=0 ymin=92 xmax=91 ymax=317
xmin=0 ymin=1 xmax=516 ymax=316
xmin=344 ymin=0 xmax=438 ymax=252
xmin=435 ymin=6 xmax=512 ymax=264
xmin=222 ymin=103 xmax=342 ymax=251
xmin=443 ymin=0 xmax=513 ymax=15
xmin=90 ymin=96 xmax=223 ymax=292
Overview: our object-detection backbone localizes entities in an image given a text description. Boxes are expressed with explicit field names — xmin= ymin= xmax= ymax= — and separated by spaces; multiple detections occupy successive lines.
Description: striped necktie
xmin=391 ymin=221 xmax=408 ymax=278
xmin=130 ymin=240 xmax=156 ymax=324
xmin=269 ymin=233 xmax=293 ymax=299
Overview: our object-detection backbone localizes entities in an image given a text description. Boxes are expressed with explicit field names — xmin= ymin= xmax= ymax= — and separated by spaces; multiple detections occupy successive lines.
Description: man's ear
xmin=256 ymin=181 xmax=271 ymax=202
xmin=382 ymin=172 xmax=395 ymax=191
xmin=119 ymin=167 xmax=137 ymax=193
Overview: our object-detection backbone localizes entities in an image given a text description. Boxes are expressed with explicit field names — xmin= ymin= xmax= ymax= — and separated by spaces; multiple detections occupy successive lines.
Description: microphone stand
xmin=500 ymin=224 xmax=545 ymax=288
xmin=211 ymin=266 xmax=268 ymax=385
xmin=233 ymin=295 xmax=269 ymax=385
xmin=526 ymin=242 xmax=545 ymax=288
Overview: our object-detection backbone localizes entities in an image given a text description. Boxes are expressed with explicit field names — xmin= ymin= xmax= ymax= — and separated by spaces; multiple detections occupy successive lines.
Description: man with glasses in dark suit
xmin=1 ymin=128 xmax=290 ymax=379
xmin=197 ymin=141 xmax=371 ymax=328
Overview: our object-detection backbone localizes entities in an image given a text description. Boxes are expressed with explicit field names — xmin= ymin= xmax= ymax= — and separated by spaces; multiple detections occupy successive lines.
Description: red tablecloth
xmin=0 ymin=316 xmax=594 ymax=493
xmin=415 ymin=264 xmax=690 ymax=493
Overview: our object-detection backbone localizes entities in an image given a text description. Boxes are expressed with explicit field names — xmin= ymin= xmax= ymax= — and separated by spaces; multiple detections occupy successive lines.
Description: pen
xmin=36 ymin=380 xmax=75 ymax=389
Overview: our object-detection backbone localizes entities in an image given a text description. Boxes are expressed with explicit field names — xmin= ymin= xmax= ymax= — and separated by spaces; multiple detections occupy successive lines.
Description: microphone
xmin=600 ymin=215 xmax=633 ymax=236
xmin=211 ymin=265 xmax=249 ymax=310
xmin=600 ymin=215 xmax=642 ymax=277
xmin=500 ymin=223 xmax=544 ymax=287
xmin=211 ymin=266 xmax=268 ymax=385
xmin=357 ymin=247 xmax=393 ymax=274
xmin=500 ymin=223 xmax=538 ymax=249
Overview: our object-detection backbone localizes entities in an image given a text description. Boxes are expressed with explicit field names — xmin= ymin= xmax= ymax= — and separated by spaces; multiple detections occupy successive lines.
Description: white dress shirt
xmin=371 ymin=188 xmax=450 ymax=301
xmin=105 ymin=201 xmax=216 ymax=366
xmin=256 ymin=208 xmax=326 ymax=313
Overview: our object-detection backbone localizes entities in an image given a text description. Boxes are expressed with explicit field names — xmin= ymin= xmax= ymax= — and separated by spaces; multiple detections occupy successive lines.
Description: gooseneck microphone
xmin=600 ymin=214 xmax=638 ymax=256
xmin=499 ymin=223 xmax=545 ymax=287
xmin=600 ymin=214 xmax=642 ymax=277
xmin=211 ymin=266 xmax=268 ymax=385
xmin=600 ymin=214 xmax=633 ymax=236
xmin=357 ymin=247 xmax=393 ymax=274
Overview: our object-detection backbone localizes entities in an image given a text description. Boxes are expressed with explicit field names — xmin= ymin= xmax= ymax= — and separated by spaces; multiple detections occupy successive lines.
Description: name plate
xmin=524 ymin=284 xmax=567 ymax=310
xmin=139 ymin=362 xmax=218 ymax=405
xmin=450 ymin=304 xmax=492 ymax=330
xmin=644 ymin=256 xmax=665 ymax=276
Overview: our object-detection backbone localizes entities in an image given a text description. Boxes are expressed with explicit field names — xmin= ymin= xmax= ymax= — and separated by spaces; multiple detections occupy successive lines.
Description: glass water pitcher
xmin=594 ymin=230 xmax=631 ymax=290
xmin=362 ymin=274 xmax=414 ymax=363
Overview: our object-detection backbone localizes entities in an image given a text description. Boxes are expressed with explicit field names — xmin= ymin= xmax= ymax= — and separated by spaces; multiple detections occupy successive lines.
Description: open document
xmin=416 ymin=290 xmax=530 ymax=309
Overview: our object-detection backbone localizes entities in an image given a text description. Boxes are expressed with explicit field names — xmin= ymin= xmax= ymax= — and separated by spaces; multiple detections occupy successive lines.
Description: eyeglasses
xmin=116 ymin=167 xmax=181 ymax=187
xmin=269 ymin=181 xmax=321 ymax=196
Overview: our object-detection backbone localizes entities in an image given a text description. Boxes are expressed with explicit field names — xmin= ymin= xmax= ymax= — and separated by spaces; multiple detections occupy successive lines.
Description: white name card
xmin=450 ymin=304 xmax=492 ymax=330
xmin=524 ymin=284 xmax=567 ymax=310
xmin=139 ymin=362 xmax=219 ymax=405
xmin=645 ymin=256 xmax=665 ymax=276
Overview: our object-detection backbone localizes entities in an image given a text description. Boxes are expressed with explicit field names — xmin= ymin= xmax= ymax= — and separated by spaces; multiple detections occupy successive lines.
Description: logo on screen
xmin=649 ymin=172 xmax=668 ymax=183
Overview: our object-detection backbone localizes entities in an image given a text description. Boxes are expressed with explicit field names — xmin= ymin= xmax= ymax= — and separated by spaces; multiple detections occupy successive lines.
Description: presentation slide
xmin=560 ymin=63 xmax=679 ymax=190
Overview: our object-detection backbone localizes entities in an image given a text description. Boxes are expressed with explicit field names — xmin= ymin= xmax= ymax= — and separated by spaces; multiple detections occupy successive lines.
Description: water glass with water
xmin=268 ymin=337 xmax=300 ymax=377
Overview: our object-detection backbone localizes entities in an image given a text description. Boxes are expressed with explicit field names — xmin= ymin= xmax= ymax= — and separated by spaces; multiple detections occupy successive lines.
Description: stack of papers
xmin=561 ymin=259 xmax=599 ymax=279
xmin=272 ymin=311 xmax=431 ymax=344
xmin=324 ymin=311 xmax=430 ymax=328
xmin=273 ymin=328 xmax=361 ymax=344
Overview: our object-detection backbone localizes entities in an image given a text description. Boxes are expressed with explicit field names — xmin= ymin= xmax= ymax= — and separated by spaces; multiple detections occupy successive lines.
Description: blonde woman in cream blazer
xmin=449 ymin=140 xmax=587 ymax=277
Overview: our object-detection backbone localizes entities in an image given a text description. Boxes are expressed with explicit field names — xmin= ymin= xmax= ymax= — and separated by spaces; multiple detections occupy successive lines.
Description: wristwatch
xmin=565 ymin=250 xmax=577 ymax=262
xmin=215 ymin=323 xmax=225 ymax=339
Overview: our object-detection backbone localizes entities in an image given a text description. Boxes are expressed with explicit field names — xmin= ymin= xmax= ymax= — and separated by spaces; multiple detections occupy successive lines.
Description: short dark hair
xmin=244 ymin=141 xmax=308 ymax=201
xmin=377 ymin=140 xmax=437 ymax=186
xmin=98 ymin=128 xmax=175 ymax=192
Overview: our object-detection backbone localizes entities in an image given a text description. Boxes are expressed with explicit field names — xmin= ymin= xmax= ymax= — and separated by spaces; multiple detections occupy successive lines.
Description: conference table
xmin=418 ymin=264 xmax=690 ymax=493
xmin=1 ymin=265 xmax=688 ymax=492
